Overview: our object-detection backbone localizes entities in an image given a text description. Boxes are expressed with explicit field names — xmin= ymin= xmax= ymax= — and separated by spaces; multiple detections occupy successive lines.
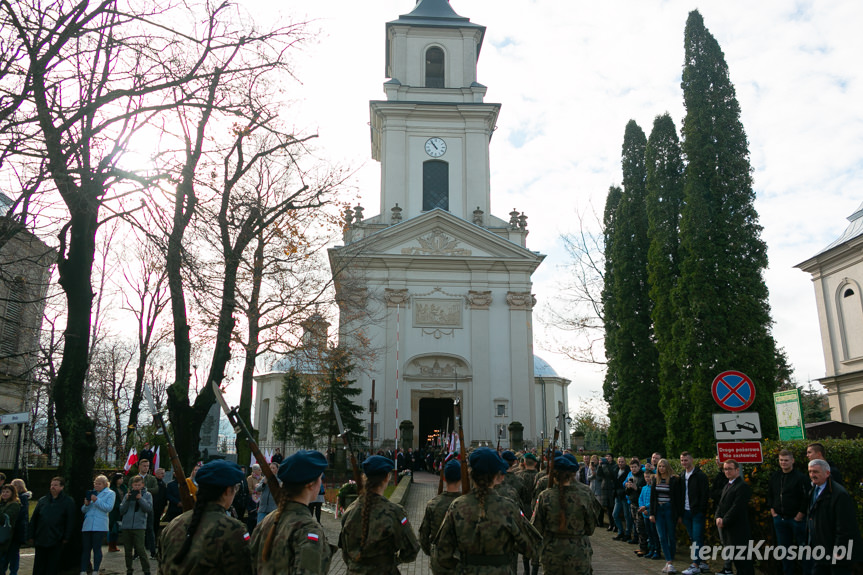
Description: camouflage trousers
xmin=539 ymin=535 xmax=592 ymax=575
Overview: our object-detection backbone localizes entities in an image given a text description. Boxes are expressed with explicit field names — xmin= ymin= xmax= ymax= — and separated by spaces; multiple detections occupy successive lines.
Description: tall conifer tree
xmin=672 ymin=10 xmax=784 ymax=453
xmin=604 ymin=121 xmax=662 ymax=454
xmin=601 ymin=185 xmax=623 ymax=423
xmin=645 ymin=113 xmax=686 ymax=452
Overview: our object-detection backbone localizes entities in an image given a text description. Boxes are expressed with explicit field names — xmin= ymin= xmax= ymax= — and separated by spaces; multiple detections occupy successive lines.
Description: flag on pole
xmin=124 ymin=448 xmax=138 ymax=473
xmin=152 ymin=446 xmax=160 ymax=470
xmin=250 ymin=451 xmax=257 ymax=468
xmin=265 ymin=448 xmax=272 ymax=463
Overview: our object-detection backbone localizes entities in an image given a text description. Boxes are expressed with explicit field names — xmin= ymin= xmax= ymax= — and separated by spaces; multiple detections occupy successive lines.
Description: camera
xmin=85 ymin=489 xmax=97 ymax=500
xmin=130 ymin=489 xmax=141 ymax=498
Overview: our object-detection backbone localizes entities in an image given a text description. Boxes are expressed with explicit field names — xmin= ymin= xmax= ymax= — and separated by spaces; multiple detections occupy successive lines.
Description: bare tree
xmin=118 ymin=231 xmax=170 ymax=454
xmin=545 ymin=206 xmax=607 ymax=365
xmin=0 ymin=0 xmax=315 ymax=541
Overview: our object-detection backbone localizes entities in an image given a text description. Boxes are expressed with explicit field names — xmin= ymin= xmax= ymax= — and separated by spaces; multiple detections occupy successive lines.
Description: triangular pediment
xmin=335 ymin=209 xmax=543 ymax=263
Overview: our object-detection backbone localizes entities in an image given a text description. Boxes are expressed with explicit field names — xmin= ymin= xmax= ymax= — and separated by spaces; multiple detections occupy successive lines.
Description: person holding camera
xmin=120 ymin=475 xmax=153 ymax=575
xmin=80 ymin=474 xmax=115 ymax=575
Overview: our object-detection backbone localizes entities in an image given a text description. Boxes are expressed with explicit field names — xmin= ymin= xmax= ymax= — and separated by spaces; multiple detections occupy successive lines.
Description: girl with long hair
xmin=649 ymin=458 xmax=681 ymax=573
xmin=250 ymin=450 xmax=333 ymax=573
xmin=434 ymin=447 xmax=541 ymax=574
xmin=339 ymin=455 xmax=419 ymax=574
xmin=157 ymin=460 xmax=251 ymax=575
xmin=531 ymin=456 xmax=597 ymax=575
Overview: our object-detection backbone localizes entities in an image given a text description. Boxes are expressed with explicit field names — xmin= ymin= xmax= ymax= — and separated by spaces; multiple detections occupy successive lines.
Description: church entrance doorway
xmin=418 ymin=397 xmax=454 ymax=448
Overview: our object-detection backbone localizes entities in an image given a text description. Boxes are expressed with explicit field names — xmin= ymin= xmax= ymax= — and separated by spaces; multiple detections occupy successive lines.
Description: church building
xmin=327 ymin=0 xmax=566 ymax=450
xmin=797 ymin=200 xmax=863 ymax=425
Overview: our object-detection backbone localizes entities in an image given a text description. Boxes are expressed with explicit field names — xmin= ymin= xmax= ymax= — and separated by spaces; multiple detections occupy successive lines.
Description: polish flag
xmin=250 ymin=452 xmax=257 ymax=468
xmin=124 ymin=448 xmax=138 ymax=473
xmin=152 ymin=446 xmax=160 ymax=470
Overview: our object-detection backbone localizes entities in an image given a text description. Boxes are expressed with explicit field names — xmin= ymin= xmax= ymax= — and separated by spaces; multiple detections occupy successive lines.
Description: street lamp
xmin=1 ymin=425 xmax=10 ymax=439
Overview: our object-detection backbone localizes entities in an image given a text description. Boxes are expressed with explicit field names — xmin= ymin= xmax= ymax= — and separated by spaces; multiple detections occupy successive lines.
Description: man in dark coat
xmin=768 ymin=450 xmax=808 ymax=575
xmin=598 ymin=454 xmax=616 ymax=532
xmin=807 ymin=459 xmax=863 ymax=575
xmin=27 ymin=476 xmax=76 ymax=575
xmin=714 ymin=459 xmax=753 ymax=575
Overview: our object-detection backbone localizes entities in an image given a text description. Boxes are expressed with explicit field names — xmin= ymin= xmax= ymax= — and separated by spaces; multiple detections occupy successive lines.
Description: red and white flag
xmin=250 ymin=452 xmax=257 ymax=468
xmin=124 ymin=448 xmax=138 ymax=473
xmin=152 ymin=446 xmax=160 ymax=470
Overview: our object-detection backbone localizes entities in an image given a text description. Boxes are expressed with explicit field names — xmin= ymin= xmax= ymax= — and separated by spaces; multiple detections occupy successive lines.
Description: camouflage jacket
xmin=157 ymin=502 xmax=252 ymax=575
xmin=433 ymin=488 xmax=541 ymax=575
xmin=515 ymin=468 xmax=538 ymax=512
xmin=418 ymin=491 xmax=459 ymax=555
xmin=339 ymin=493 xmax=420 ymax=574
xmin=250 ymin=500 xmax=334 ymax=575
xmin=531 ymin=484 xmax=598 ymax=575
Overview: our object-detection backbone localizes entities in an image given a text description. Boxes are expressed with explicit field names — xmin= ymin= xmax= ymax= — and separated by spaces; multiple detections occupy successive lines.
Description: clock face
xmin=425 ymin=137 xmax=447 ymax=158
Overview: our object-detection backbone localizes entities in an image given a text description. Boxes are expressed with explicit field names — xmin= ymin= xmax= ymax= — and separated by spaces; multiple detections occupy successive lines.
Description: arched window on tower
xmin=423 ymin=160 xmax=449 ymax=211
xmin=838 ymin=282 xmax=863 ymax=359
xmin=425 ymin=47 xmax=445 ymax=88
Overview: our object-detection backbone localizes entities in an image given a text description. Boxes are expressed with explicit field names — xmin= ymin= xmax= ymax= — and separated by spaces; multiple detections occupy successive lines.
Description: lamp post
xmin=565 ymin=415 xmax=573 ymax=450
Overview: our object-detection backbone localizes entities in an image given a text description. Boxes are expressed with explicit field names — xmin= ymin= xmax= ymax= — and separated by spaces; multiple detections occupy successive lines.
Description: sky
xmin=248 ymin=0 xmax=863 ymax=414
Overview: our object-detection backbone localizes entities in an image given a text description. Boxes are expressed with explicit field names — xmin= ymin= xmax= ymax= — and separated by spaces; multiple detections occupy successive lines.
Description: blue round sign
xmin=711 ymin=371 xmax=756 ymax=412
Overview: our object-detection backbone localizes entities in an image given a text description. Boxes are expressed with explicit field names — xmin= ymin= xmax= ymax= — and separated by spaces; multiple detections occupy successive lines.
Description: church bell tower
xmin=371 ymin=0 xmax=500 ymax=222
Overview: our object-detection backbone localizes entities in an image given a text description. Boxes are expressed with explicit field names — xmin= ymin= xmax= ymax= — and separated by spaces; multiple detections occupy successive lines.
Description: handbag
xmin=0 ymin=513 xmax=11 ymax=544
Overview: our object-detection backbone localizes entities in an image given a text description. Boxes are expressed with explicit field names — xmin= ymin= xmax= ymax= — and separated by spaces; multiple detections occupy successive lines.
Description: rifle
xmin=496 ymin=426 xmax=503 ymax=453
xmin=454 ymin=398 xmax=469 ymax=494
xmin=334 ymin=401 xmax=364 ymax=494
xmin=437 ymin=418 xmax=449 ymax=495
xmin=143 ymin=382 xmax=195 ymax=512
xmin=211 ymin=380 xmax=281 ymax=501
xmin=547 ymin=427 xmax=560 ymax=488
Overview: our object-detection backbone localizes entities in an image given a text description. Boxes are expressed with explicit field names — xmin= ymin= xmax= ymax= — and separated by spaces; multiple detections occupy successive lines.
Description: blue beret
xmin=554 ymin=456 xmax=579 ymax=473
xmin=362 ymin=455 xmax=395 ymax=476
xmin=195 ymin=459 xmax=245 ymax=487
xmin=563 ymin=453 xmax=578 ymax=465
xmin=468 ymin=447 xmax=509 ymax=475
xmin=553 ymin=450 xmax=563 ymax=458
xmin=501 ymin=450 xmax=517 ymax=462
xmin=278 ymin=450 xmax=328 ymax=485
xmin=444 ymin=459 xmax=461 ymax=482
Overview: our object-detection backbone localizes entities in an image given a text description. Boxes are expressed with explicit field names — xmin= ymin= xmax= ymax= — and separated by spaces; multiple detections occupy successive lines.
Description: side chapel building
xmin=797 ymin=200 xmax=863 ymax=425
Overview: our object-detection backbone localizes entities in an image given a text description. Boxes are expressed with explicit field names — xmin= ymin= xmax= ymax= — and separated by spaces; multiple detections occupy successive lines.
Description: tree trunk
xmin=237 ymin=233 xmax=264 ymax=467
xmin=53 ymin=188 xmax=100 ymax=571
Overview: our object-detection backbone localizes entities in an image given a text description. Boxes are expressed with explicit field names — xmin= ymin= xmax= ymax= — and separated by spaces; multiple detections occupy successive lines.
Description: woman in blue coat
xmin=81 ymin=474 xmax=115 ymax=575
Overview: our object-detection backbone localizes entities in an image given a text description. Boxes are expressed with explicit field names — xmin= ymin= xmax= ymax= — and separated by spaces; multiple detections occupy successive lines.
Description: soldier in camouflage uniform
xmin=158 ymin=459 xmax=252 ymax=575
xmin=339 ymin=455 xmax=419 ymax=574
xmin=531 ymin=456 xmax=598 ymax=575
xmin=419 ymin=459 xmax=462 ymax=575
xmin=433 ymin=447 xmax=541 ymax=574
xmin=516 ymin=453 xmax=541 ymax=575
xmin=250 ymin=450 xmax=334 ymax=574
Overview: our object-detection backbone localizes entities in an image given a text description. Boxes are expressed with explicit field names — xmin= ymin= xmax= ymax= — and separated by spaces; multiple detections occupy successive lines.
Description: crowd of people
xmin=11 ymin=439 xmax=863 ymax=575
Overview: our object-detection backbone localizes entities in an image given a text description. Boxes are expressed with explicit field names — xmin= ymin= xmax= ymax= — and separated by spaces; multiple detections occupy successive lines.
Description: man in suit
xmin=807 ymin=459 xmax=863 ymax=575
xmin=714 ymin=459 xmax=754 ymax=575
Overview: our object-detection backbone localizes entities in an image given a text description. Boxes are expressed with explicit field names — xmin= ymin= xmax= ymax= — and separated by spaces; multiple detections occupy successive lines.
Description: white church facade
xmin=324 ymin=0 xmax=568 ymax=451
xmin=797 ymin=200 xmax=863 ymax=425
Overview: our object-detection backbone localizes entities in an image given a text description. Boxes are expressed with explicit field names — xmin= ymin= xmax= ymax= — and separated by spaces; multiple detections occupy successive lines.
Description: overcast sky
xmin=256 ymin=0 xmax=862 ymax=412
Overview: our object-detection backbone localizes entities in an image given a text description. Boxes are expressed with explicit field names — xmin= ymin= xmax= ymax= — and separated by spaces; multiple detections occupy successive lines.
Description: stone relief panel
xmin=401 ymin=228 xmax=472 ymax=256
xmin=413 ymin=298 xmax=462 ymax=328
xmin=506 ymin=291 xmax=536 ymax=310
xmin=404 ymin=356 xmax=470 ymax=380
xmin=467 ymin=290 xmax=493 ymax=310
xmin=384 ymin=288 xmax=409 ymax=307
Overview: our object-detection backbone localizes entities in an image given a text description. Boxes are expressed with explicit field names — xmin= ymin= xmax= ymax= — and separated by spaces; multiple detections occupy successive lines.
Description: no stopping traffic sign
xmin=712 ymin=371 xmax=756 ymax=412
